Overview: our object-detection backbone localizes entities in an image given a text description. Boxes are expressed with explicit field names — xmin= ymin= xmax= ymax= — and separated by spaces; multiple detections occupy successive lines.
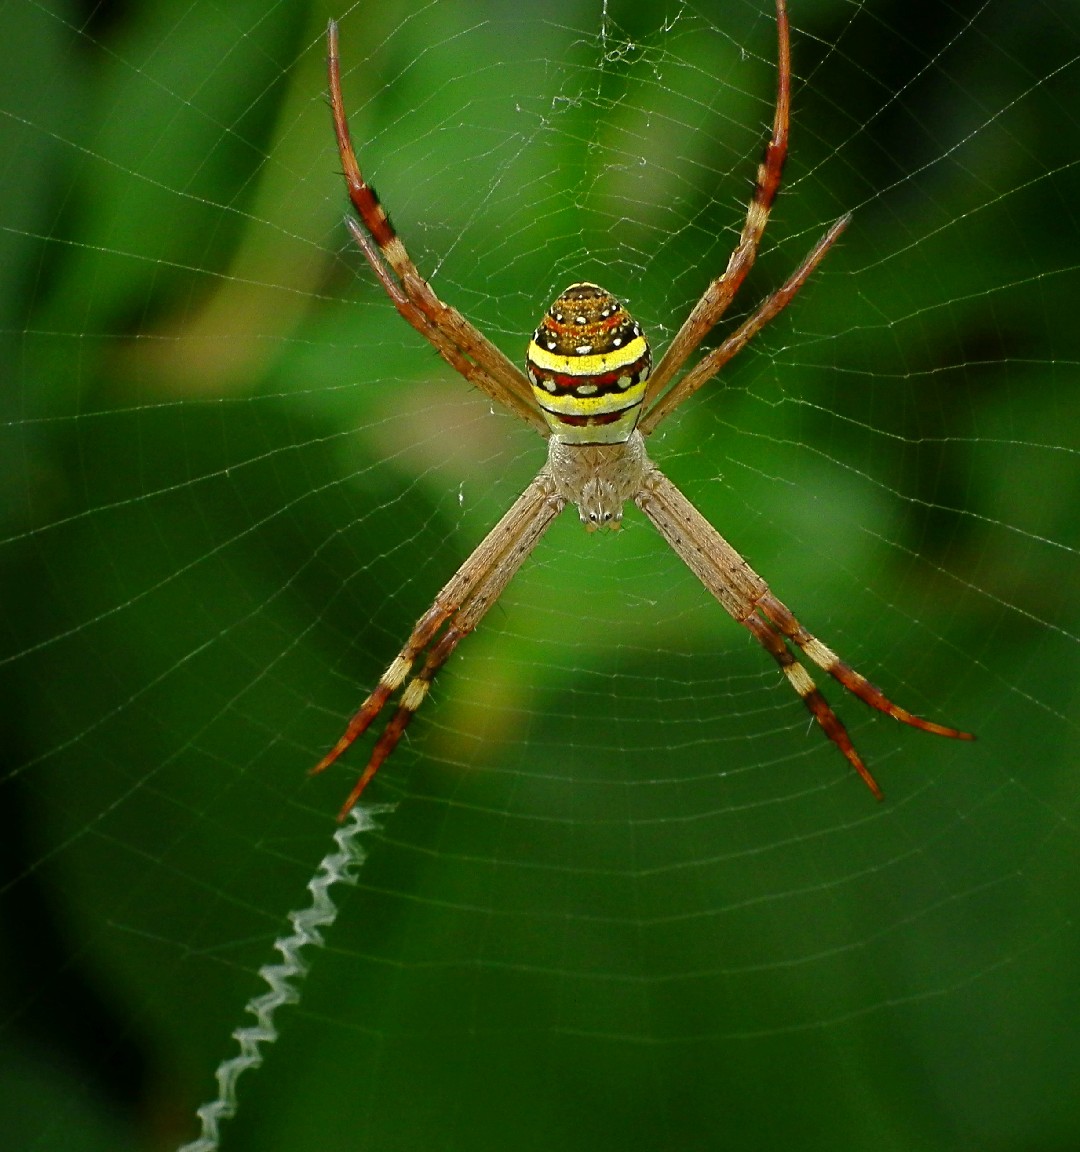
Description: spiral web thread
xmin=176 ymin=805 xmax=393 ymax=1152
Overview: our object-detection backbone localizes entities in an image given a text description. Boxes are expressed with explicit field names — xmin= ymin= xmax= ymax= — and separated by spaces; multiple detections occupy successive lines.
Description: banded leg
xmin=741 ymin=612 xmax=885 ymax=798
xmin=639 ymin=213 xmax=849 ymax=434
xmin=643 ymin=0 xmax=792 ymax=409
xmin=757 ymin=592 xmax=975 ymax=740
xmin=313 ymin=475 xmax=565 ymax=820
xmin=636 ymin=466 xmax=973 ymax=796
xmin=328 ymin=21 xmax=547 ymax=436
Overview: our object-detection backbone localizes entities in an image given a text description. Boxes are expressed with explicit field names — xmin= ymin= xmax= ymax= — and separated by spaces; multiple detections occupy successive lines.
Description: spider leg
xmin=636 ymin=465 xmax=972 ymax=797
xmin=342 ymin=217 xmax=541 ymax=426
xmin=740 ymin=611 xmax=884 ymax=798
xmin=313 ymin=474 xmax=565 ymax=820
xmin=327 ymin=21 xmax=547 ymax=435
xmin=756 ymin=591 xmax=976 ymax=741
xmin=643 ymin=0 xmax=791 ymax=409
xmin=640 ymin=212 xmax=849 ymax=434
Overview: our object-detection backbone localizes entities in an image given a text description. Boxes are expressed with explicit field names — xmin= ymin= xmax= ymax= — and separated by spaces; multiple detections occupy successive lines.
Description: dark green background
xmin=2 ymin=1 xmax=1078 ymax=1149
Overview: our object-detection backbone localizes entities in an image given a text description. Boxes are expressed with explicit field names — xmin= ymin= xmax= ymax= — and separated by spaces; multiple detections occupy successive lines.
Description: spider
xmin=315 ymin=0 xmax=973 ymax=821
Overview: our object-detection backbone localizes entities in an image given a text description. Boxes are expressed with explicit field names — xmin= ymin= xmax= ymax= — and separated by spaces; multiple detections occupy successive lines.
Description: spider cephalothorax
xmin=315 ymin=1 xmax=972 ymax=820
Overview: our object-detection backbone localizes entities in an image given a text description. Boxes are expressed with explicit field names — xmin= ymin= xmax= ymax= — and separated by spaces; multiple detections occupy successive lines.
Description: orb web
xmin=2 ymin=2 xmax=1078 ymax=1150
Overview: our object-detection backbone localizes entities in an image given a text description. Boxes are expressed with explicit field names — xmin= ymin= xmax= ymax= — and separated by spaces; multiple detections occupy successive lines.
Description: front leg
xmin=314 ymin=473 xmax=565 ymax=819
xmin=635 ymin=466 xmax=972 ymax=796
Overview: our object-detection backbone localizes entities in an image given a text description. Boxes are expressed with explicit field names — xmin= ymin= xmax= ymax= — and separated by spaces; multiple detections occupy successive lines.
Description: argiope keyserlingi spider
xmin=315 ymin=0 xmax=973 ymax=821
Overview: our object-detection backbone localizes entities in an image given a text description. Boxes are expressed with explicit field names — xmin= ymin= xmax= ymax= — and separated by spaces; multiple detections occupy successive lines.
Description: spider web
xmin=2 ymin=0 xmax=1079 ymax=1149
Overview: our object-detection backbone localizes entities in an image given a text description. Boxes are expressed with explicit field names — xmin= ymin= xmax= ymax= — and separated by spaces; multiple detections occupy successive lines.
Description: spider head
xmin=578 ymin=475 xmax=624 ymax=533
xmin=526 ymin=282 xmax=651 ymax=445
xmin=544 ymin=432 xmax=648 ymax=535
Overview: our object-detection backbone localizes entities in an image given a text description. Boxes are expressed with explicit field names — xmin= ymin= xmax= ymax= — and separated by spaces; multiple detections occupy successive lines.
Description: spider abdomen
xmin=526 ymin=282 xmax=651 ymax=445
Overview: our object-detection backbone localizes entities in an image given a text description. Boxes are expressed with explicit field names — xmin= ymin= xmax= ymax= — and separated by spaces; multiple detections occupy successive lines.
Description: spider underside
xmin=315 ymin=0 xmax=973 ymax=820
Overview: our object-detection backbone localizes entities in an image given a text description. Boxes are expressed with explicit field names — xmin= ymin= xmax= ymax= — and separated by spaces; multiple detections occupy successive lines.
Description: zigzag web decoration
xmin=176 ymin=805 xmax=393 ymax=1152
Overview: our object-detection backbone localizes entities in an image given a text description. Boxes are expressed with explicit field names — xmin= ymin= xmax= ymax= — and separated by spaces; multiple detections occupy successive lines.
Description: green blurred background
xmin=2 ymin=0 xmax=1078 ymax=1149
